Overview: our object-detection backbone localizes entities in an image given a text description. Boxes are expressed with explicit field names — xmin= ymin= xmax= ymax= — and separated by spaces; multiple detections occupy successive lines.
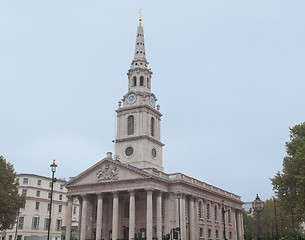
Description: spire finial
xmin=139 ymin=9 xmax=142 ymax=25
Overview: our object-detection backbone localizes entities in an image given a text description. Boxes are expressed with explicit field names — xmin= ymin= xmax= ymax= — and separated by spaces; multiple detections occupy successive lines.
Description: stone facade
xmin=65 ymin=17 xmax=244 ymax=240
xmin=0 ymin=174 xmax=79 ymax=240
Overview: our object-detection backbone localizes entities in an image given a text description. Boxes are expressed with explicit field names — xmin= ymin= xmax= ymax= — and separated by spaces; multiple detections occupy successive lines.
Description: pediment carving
xmin=96 ymin=163 xmax=119 ymax=182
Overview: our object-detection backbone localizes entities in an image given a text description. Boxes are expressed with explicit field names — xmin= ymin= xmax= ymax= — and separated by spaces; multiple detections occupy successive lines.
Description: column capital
xmin=67 ymin=195 xmax=74 ymax=202
xmin=97 ymin=193 xmax=103 ymax=199
xmin=112 ymin=191 xmax=119 ymax=197
xmin=145 ymin=188 xmax=154 ymax=192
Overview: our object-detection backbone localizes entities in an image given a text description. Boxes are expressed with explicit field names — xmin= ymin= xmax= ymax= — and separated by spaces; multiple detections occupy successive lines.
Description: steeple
xmin=115 ymin=16 xmax=164 ymax=172
xmin=127 ymin=16 xmax=152 ymax=93
xmin=133 ymin=17 xmax=147 ymax=62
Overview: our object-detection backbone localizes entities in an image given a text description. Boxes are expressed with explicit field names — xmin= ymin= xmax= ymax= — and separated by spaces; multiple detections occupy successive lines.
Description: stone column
xmin=129 ymin=191 xmax=135 ymax=240
xmin=204 ymin=201 xmax=208 ymax=240
xmin=156 ymin=192 xmax=162 ymax=240
xmin=232 ymin=208 xmax=237 ymax=240
xmin=65 ymin=196 xmax=73 ymax=240
xmin=164 ymin=194 xmax=170 ymax=235
xmin=181 ymin=196 xmax=186 ymax=240
xmin=96 ymin=194 xmax=103 ymax=240
xmin=78 ymin=197 xmax=83 ymax=239
xmin=146 ymin=190 xmax=153 ymax=240
xmin=112 ymin=192 xmax=119 ymax=240
xmin=194 ymin=198 xmax=199 ymax=240
xmin=189 ymin=197 xmax=195 ymax=240
xmin=80 ymin=195 xmax=88 ymax=240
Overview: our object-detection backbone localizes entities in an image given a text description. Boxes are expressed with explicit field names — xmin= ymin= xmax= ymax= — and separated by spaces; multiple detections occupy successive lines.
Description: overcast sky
xmin=1 ymin=1 xmax=305 ymax=203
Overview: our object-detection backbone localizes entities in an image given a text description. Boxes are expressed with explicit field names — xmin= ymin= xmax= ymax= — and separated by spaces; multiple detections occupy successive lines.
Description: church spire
xmin=133 ymin=10 xmax=147 ymax=62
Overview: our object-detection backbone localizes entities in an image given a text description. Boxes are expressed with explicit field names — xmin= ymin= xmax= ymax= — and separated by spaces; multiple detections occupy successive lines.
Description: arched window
xmin=214 ymin=205 xmax=218 ymax=221
xmin=147 ymin=78 xmax=150 ymax=88
xmin=128 ymin=115 xmax=134 ymax=135
xmin=140 ymin=76 xmax=144 ymax=86
xmin=198 ymin=201 xmax=203 ymax=219
xmin=151 ymin=117 xmax=155 ymax=136
xmin=207 ymin=204 xmax=210 ymax=220
xmin=133 ymin=76 xmax=137 ymax=86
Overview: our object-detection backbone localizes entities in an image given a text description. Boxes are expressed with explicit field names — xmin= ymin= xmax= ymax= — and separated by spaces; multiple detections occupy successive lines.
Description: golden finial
xmin=139 ymin=9 xmax=142 ymax=25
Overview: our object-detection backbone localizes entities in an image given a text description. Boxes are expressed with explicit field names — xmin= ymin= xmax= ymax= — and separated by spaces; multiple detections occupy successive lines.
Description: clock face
xmin=127 ymin=94 xmax=136 ymax=104
xmin=149 ymin=96 xmax=155 ymax=106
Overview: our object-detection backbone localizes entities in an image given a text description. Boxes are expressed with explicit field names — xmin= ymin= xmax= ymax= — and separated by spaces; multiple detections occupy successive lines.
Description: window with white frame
xmin=18 ymin=217 xmax=24 ymax=229
xmin=56 ymin=219 xmax=62 ymax=231
xmin=23 ymin=178 xmax=28 ymax=184
xmin=198 ymin=201 xmax=203 ymax=219
xmin=32 ymin=217 xmax=39 ymax=229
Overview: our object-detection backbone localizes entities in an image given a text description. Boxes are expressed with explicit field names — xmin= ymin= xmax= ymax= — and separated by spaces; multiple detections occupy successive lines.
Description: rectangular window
xmin=73 ymin=206 xmax=76 ymax=215
xmin=208 ymin=229 xmax=211 ymax=238
xmin=44 ymin=218 xmax=50 ymax=230
xmin=59 ymin=194 xmax=62 ymax=200
xmin=23 ymin=178 xmax=28 ymax=184
xmin=58 ymin=205 xmax=62 ymax=213
xmin=16 ymin=178 xmax=19 ymax=183
xmin=47 ymin=203 xmax=51 ymax=212
xmin=48 ymin=192 xmax=51 ymax=198
xmin=199 ymin=228 xmax=203 ymax=237
xmin=18 ymin=217 xmax=24 ymax=229
xmin=216 ymin=230 xmax=219 ymax=238
xmin=21 ymin=189 xmax=27 ymax=196
xmin=36 ymin=191 xmax=40 ymax=197
xmin=32 ymin=217 xmax=39 ymax=229
xmin=60 ymin=184 xmax=64 ymax=190
xmin=56 ymin=219 xmax=62 ymax=231
xmin=37 ymin=179 xmax=41 ymax=186
xmin=17 ymin=236 xmax=22 ymax=240
xmin=49 ymin=182 xmax=52 ymax=187
xmin=35 ymin=202 xmax=40 ymax=210
xmin=8 ymin=236 xmax=12 ymax=240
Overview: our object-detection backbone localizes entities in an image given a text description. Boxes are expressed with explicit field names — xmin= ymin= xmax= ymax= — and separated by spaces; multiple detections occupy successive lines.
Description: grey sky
xmin=1 ymin=1 xmax=305 ymax=203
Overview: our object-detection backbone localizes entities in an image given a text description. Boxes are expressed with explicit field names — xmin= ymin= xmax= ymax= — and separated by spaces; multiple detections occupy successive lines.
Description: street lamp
xmin=287 ymin=187 xmax=297 ymax=239
xmin=176 ymin=192 xmax=182 ymax=240
xmin=272 ymin=196 xmax=279 ymax=240
xmin=221 ymin=199 xmax=227 ymax=240
xmin=252 ymin=194 xmax=264 ymax=240
xmin=14 ymin=199 xmax=23 ymax=240
xmin=47 ymin=160 xmax=57 ymax=240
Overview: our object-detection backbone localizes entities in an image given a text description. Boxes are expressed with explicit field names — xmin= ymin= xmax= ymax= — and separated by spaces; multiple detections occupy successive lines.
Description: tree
xmin=243 ymin=198 xmax=300 ymax=240
xmin=0 ymin=155 xmax=24 ymax=230
xmin=271 ymin=122 xmax=305 ymax=233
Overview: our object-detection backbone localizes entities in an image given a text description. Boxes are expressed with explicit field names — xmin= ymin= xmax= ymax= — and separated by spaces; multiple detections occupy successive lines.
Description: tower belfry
xmin=115 ymin=17 xmax=164 ymax=171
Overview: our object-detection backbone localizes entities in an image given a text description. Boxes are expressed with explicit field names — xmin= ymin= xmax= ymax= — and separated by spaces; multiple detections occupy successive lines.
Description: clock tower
xmin=114 ymin=17 xmax=164 ymax=171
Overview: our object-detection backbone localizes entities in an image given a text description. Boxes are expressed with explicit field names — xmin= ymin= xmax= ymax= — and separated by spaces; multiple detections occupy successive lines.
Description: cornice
xmin=115 ymin=135 xmax=165 ymax=147
xmin=116 ymin=103 xmax=162 ymax=117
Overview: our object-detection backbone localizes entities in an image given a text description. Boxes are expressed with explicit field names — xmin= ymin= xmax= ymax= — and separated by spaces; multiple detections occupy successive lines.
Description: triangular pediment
xmin=66 ymin=158 xmax=152 ymax=187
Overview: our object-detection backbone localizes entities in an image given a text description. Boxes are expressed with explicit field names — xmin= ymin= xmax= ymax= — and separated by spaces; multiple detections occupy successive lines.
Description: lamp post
xmin=287 ymin=187 xmax=297 ymax=239
xmin=272 ymin=196 xmax=279 ymax=240
xmin=47 ymin=160 xmax=57 ymax=240
xmin=252 ymin=194 xmax=264 ymax=240
xmin=14 ymin=199 xmax=22 ymax=240
xmin=221 ymin=199 xmax=227 ymax=240
xmin=176 ymin=192 xmax=182 ymax=240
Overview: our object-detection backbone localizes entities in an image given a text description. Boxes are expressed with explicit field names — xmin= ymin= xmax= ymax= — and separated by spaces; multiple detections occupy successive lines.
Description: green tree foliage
xmin=244 ymin=198 xmax=302 ymax=240
xmin=0 ymin=156 xmax=25 ymax=230
xmin=271 ymin=122 xmax=305 ymax=224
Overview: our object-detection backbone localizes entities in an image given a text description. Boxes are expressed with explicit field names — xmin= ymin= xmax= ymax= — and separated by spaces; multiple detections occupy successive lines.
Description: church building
xmin=64 ymin=16 xmax=244 ymax=240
